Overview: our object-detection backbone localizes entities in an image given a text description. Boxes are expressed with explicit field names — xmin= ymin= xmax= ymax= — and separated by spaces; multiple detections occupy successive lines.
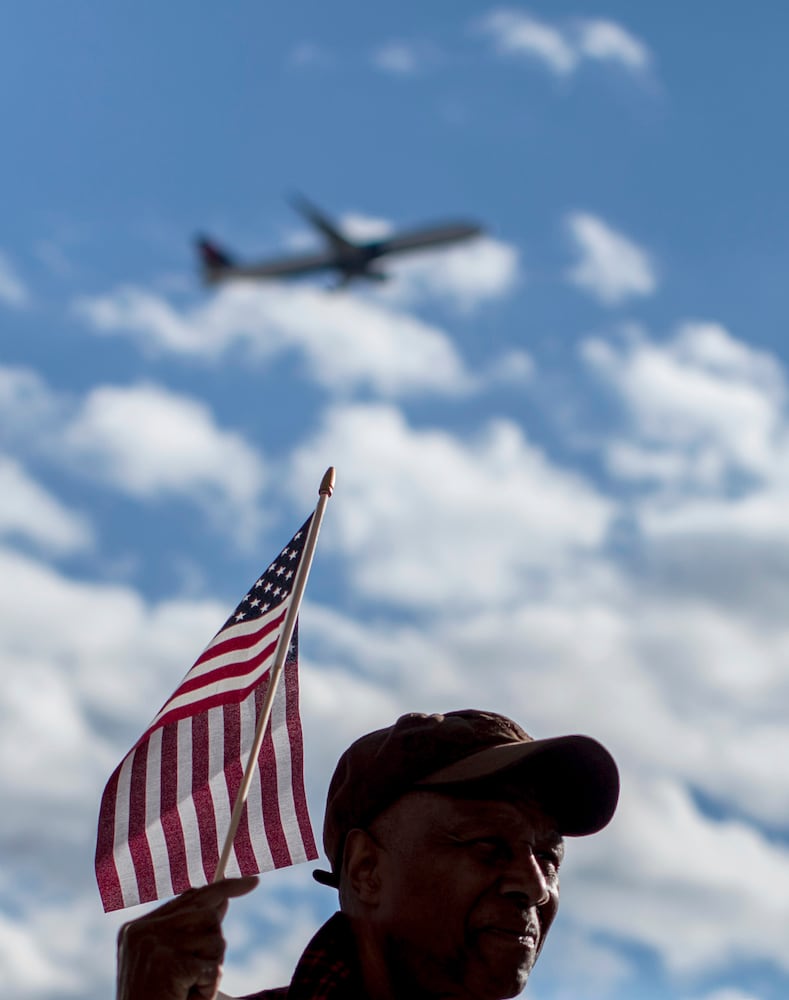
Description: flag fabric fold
xmin=95 ymin=516 xmax=318 ymax=912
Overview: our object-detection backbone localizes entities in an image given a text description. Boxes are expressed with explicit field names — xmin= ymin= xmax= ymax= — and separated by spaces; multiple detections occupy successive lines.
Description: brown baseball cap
xmin=313 ymin=709 xmax=620 ymax=888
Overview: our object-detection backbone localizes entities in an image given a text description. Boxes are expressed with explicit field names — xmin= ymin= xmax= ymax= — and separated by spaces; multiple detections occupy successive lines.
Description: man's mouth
xmin=482 ymin=925 xmax=538 ymax=947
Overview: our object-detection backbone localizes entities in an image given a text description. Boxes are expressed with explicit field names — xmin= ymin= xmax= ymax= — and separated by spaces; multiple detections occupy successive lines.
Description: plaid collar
xmin=287 ymin=911 xmax=366 ymax=1000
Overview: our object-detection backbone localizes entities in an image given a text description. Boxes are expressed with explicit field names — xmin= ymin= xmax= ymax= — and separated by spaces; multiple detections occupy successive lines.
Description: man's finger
xmin=150 ymin=875 xmax=259 ymax=918
xmin=183 ymin=876 xmax=260 ymax=909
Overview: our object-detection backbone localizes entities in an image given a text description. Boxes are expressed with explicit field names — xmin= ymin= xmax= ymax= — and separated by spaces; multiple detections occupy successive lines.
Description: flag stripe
xmin=283 ymin=648 xmax=317 ymax=857
xmin=194 ymin=608 xmax=287 ymax=665
xmin=113 ymin=754 xmax=138 ymax=907
xmin=160 ymin=721 xmax=190 ymax=897
xmin=146 ymin=727 xmax=175 ymax=902
xmin=256 ymin=681 xmax=291 ymax=868
xmin=94 ymin=767 xmax=123 ymax=911
xmin=128 ymin=741 xmax=157 ymax=904
xmin=176 ymin=716 xmax=206 ymax=892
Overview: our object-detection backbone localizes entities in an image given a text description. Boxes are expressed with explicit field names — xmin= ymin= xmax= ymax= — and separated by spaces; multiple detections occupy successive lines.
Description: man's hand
xmin=116 ymin=875 xmax=259 ymax=1000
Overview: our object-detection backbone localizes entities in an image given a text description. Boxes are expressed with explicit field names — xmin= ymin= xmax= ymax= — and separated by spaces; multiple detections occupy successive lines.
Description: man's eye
xmin=536 ymin=850 xmax=562 ymax=873
xmin=467 ymin=838 xmax=508 ymax=861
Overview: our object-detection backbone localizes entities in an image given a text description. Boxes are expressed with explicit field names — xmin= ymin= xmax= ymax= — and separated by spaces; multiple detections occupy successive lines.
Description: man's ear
xmin=342 ymin=828 xmax=383 ymax=905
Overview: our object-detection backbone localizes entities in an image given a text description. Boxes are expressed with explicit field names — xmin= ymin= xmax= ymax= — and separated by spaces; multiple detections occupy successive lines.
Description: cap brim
xmin=417 ymin=734 xmax=619 ymax=836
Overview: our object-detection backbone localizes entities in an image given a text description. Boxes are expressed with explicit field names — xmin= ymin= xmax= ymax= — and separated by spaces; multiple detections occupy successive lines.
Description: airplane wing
xmin=290 ymin=194 xmax=358 ymax=252
xmin=376 ymin=222 xmax=483 ymax=256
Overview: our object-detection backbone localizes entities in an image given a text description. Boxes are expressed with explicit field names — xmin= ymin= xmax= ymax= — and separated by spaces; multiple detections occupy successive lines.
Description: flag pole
xmin=214 ymin=467 xmax=335 ymax=882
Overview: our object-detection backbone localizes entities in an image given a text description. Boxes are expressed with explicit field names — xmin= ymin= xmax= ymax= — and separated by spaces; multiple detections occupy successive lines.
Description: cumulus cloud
xmin=475 ymin=9 xmax=651 ymax=78
xmin=63 ymin=382 xmax=267 ymax=542
xmin=74 ymin=269 xmax=523 ymax=396
xmin=75 ymin=284 xmax=480 ymax=397
xmin=374 ymin=234 xmax=520 ymax=312
xmin=576 ymin=18 xmax=651 ymax=72
xmin=582 ymin=323 xmax=789 ymax=624
xmin=476 ymin=8 xmax=577 ymax=74
xmin=0 ymin=366 xmax=268 ymax=547
xmin=566 ymin=212 xmax=657 ymax=305
xmin=584 ymin=322 xmax=784 ymax=485
xmin=575 ymin=779 xmax=789 ymax=976
xmin=288 ymin=400 xmax=614 ymax=610
xmin=0 ymin=250 xmax=29 ymax=308
xmin=0 ymin=455 xmax=93 ymax=554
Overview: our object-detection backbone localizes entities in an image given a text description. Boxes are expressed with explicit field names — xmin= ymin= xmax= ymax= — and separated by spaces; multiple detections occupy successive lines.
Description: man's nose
xmin=499 ymin=849 xmax=551 ymax=906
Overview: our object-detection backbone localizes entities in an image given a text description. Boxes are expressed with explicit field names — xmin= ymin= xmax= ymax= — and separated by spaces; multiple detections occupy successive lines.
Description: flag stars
xmin=235 ymin=611 xmax=246 ymax=621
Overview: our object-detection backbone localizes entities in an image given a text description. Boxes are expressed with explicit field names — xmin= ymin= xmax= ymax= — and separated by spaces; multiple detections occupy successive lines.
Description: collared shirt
xmin=241 ymin=911 xmax=367 ymax=1000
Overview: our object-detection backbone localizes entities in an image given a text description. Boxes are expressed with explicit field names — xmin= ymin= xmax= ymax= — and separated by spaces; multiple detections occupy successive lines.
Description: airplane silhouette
xmin=196 ymin=195 xmax=483 ymax=288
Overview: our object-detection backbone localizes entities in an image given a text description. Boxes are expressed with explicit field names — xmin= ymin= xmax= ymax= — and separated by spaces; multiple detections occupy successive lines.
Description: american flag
xmin=95 ymin=516 xmax=318 ymax=912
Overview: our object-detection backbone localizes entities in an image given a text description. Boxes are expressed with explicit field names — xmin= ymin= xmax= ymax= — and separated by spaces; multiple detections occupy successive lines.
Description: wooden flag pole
xmin=213 ymin=467 xmax=336 ymax=882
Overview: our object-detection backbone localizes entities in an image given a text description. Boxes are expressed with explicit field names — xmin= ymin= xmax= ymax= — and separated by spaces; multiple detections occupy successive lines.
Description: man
xmin=117 ymin=709 xmax=619 ymax=1000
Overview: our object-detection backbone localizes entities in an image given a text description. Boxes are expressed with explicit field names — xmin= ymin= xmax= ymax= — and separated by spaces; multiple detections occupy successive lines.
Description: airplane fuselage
xmin=197 ymin=200 xmax=483 ymax=287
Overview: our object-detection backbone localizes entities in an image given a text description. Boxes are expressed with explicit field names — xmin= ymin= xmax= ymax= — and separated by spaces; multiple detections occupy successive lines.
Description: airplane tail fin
xmin=196 ymin=235 xmax=235 ymax=281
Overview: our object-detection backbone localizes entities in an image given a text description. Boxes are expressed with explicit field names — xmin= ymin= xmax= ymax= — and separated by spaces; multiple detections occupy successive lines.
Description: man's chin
xmin=466 ymin=935 xmax=536 ymax=1000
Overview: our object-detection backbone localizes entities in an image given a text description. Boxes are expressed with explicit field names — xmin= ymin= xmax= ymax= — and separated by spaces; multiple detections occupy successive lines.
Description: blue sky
xmin=2 ymin=5 xmax=788 ymax=1000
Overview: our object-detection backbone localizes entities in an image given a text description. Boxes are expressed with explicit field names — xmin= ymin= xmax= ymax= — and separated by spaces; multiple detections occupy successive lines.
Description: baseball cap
xmin=313 ymin=709 xmax=620 ymax=888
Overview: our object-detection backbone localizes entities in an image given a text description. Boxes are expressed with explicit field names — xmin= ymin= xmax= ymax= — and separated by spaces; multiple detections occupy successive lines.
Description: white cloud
xmin=699 ymin=990 xmax=762 ymax=1000
xmin=374 ymin=234 xmax=520 ymax=312
xmin=566 ymin=212 xmax=657 ymax=304
xmin=0 ymin=250 xmax=29 ymax=308
xmin=0 ymin=366 xmax=63 ymax=435
xmin=575 ymin=779 xmax=789 ymax=976
xmin=575 ymin=18 xmax=651 ymax=72
xmin=475 ymin=9 xmax=650 ymax=79
xmin=584 ymin=322 xmax=786 ymax=487
xmin=0 ymin=367 xmax=268 ymax=547
xmin=75 ymin=283 xmax=484 ymax=397
xmin=63 ymin=382 xmax=267 ymax=543
xmin=581 ymin=322 xmax=789 ymax=624
xmin=476 ymin=9 xmax=577 ymax=75
xmin=0 ymin=455 xmax=93 ymax=554
xmin=288 ymin=401 xmax=614 ymax=610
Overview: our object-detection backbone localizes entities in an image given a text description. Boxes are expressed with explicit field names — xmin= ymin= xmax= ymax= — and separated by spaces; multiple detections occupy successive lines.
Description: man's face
xmin=366 ymin=790 xmax=563 ymax=1000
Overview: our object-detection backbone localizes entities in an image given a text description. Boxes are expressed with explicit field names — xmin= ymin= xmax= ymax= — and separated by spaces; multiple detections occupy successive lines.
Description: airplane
xmin=196 ymin=195 xmax=483 ymax=288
